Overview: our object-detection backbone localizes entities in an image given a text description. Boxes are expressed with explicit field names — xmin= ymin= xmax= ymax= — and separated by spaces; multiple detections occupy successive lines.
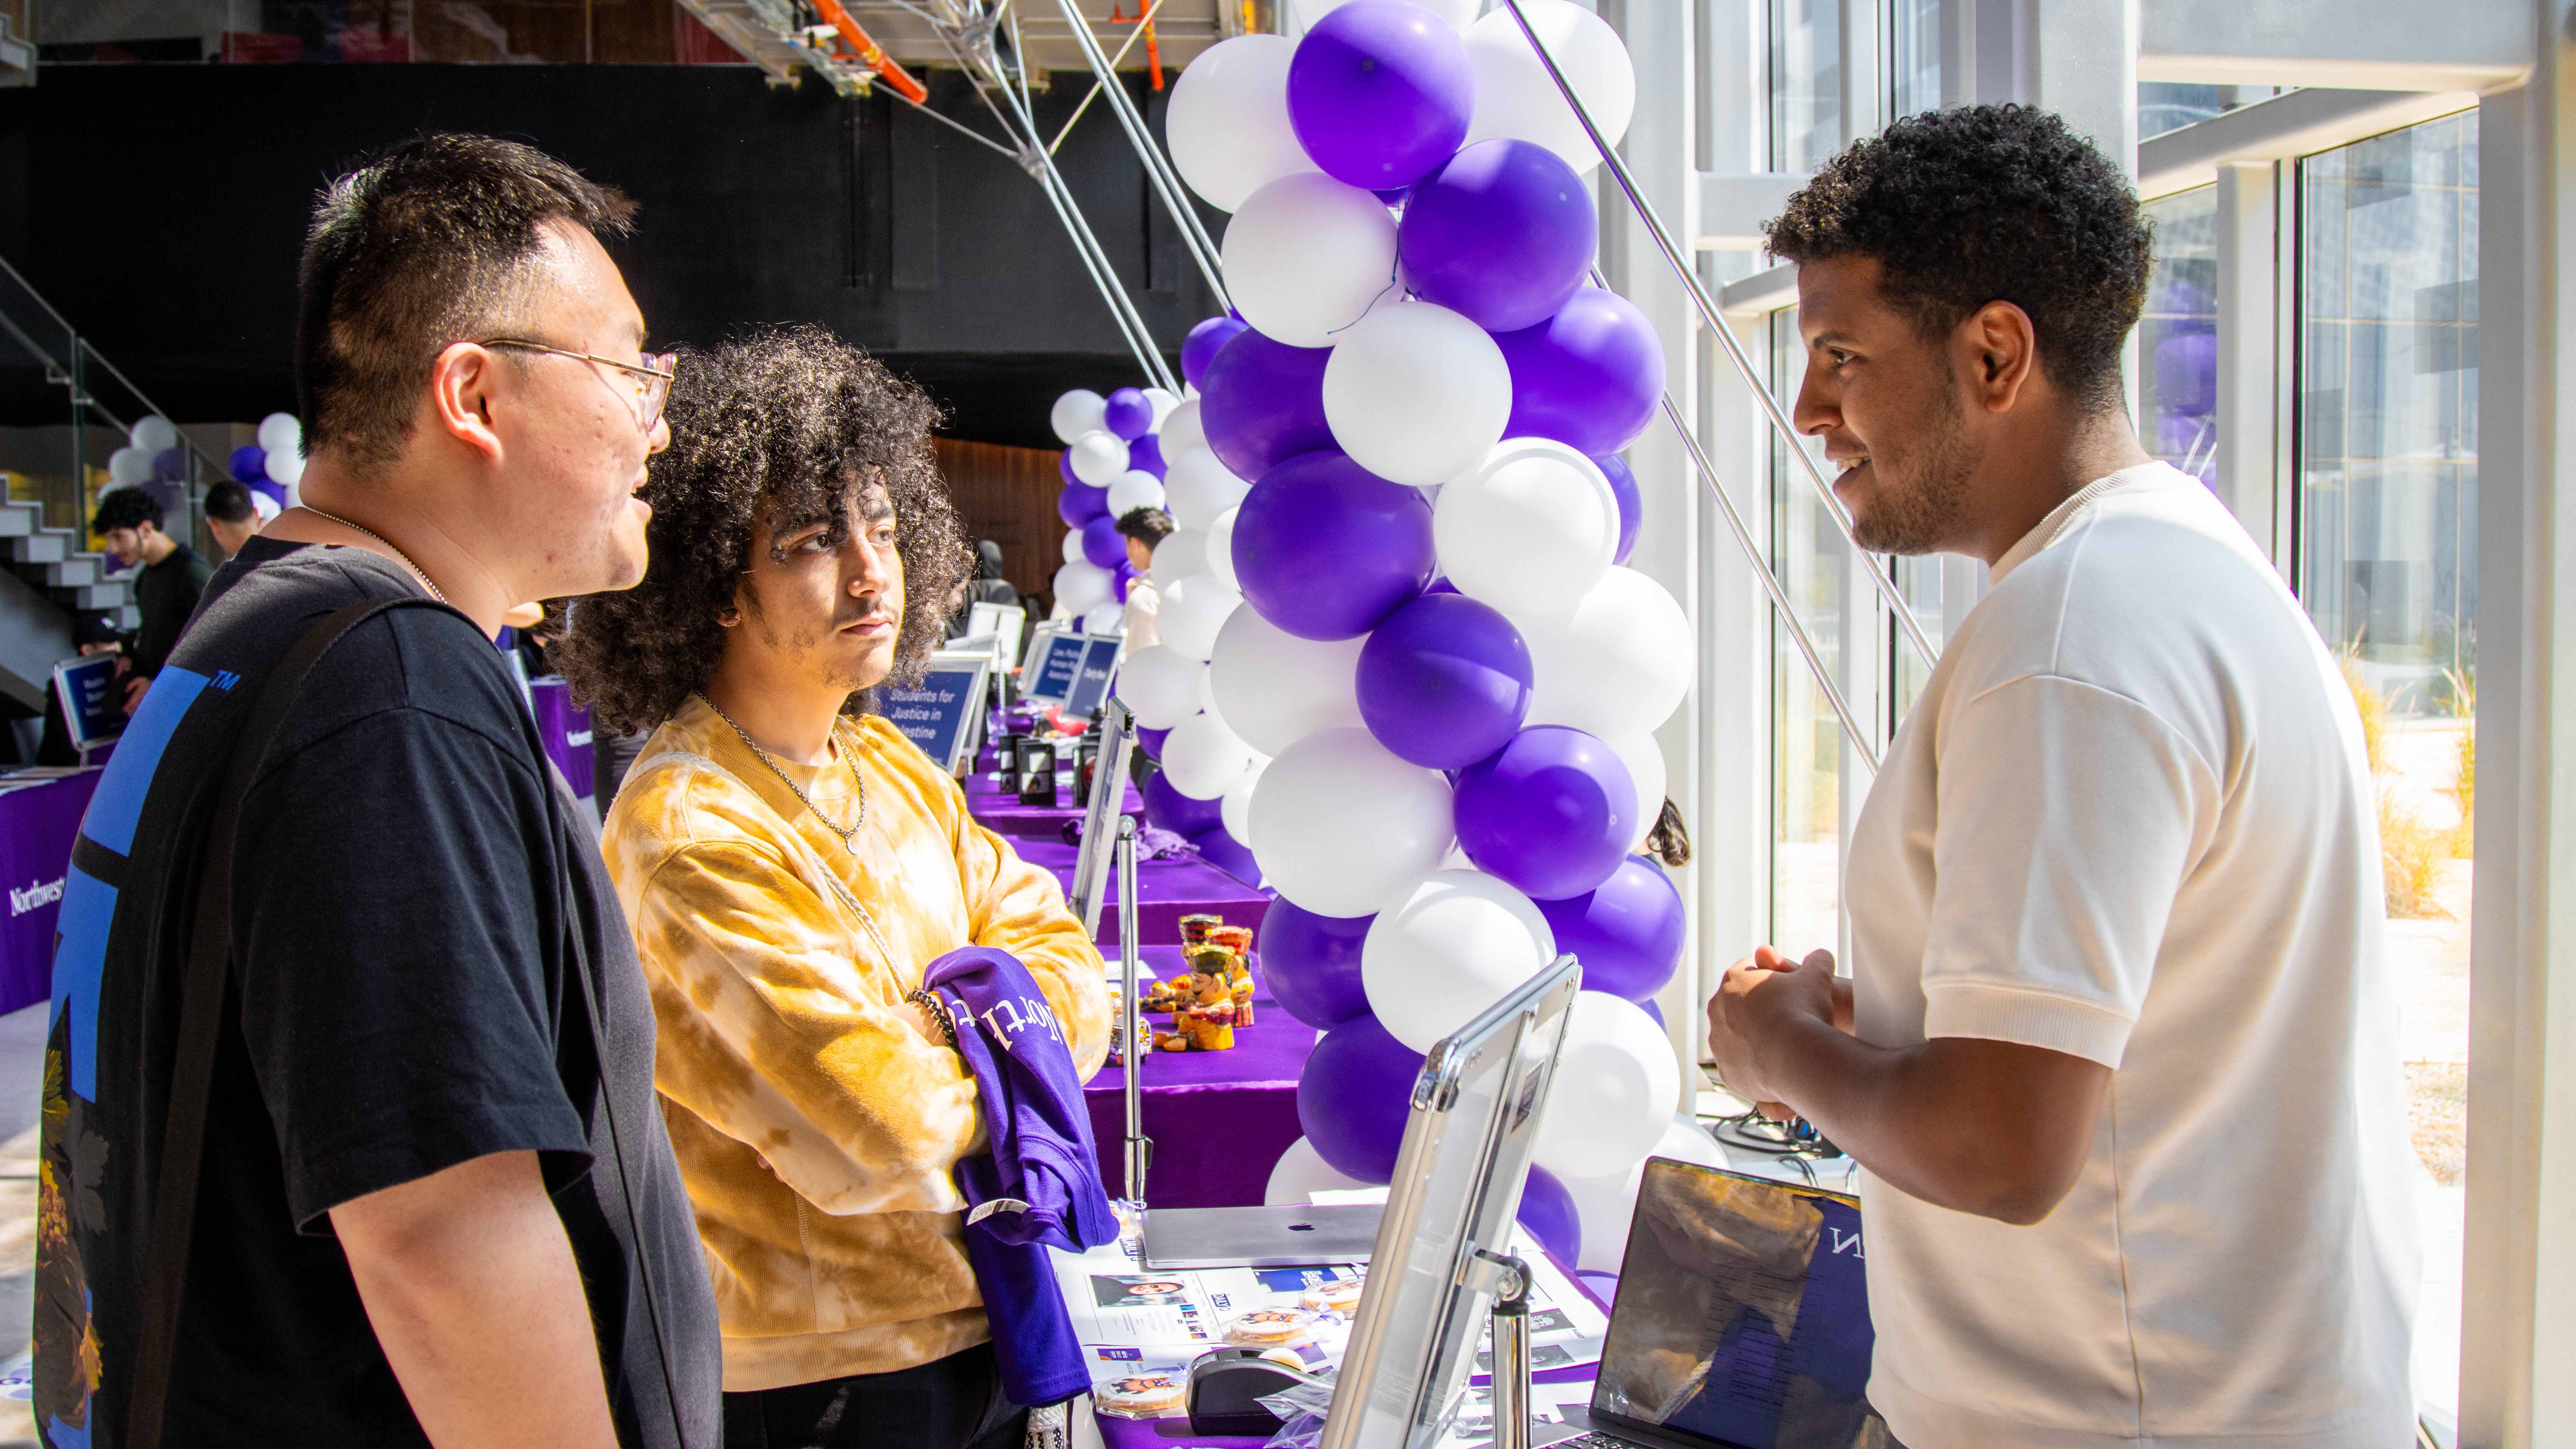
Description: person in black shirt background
xmin=36 ymin=133 xmax=720 ymax=1448
xmin=201 ymin=477 xmax=266 ymax=560
xmin=91 ymin=485 xmax=213 ymax=716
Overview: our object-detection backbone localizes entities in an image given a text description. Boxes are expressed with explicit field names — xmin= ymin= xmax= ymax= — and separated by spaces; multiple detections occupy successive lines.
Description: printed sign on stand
xmin=1064 ymin=636 xmax=1123 ymax=717
xmin=50 ymin=656 xmax=125 ymax=756
xmin=881 ymin=651 xmax=995 ymax=772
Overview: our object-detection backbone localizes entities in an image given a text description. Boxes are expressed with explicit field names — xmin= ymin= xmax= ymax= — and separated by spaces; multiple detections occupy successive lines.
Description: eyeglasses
xmin=481 ymin=338 xmax=678 ymax=430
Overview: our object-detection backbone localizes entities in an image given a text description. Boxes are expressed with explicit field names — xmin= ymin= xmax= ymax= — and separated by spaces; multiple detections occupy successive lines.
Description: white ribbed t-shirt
xmin=1846 ymin=463 xmax=2418 ymax=1448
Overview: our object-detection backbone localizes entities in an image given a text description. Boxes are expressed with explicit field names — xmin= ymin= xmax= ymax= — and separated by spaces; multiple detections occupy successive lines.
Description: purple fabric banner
xmin=527 ymin=678 xmax=596 ymax=802
xmin=0 ymin=771 xmax=104 ymax=1015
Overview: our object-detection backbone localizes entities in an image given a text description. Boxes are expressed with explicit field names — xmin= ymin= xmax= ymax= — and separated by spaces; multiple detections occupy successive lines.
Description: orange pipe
xmin=812 ymin=0 xmax=930 ymax=104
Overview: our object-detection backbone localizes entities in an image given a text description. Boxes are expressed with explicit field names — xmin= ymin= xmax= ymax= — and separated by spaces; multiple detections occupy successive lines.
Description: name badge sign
xmin=1025 ymin=630 xmax=1091 ymax=708
xmin=881 ymin=652 xmax=994 ymax=772
xmin=1064 ymin=636 xmax=1122 ymax=717
xmin=50 ymin=656 xmax=125 ymax=753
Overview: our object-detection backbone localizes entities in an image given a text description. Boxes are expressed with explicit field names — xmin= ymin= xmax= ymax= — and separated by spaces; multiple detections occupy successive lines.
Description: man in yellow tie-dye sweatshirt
xmin=560 ymin=326 xmax=1109 ymax=1449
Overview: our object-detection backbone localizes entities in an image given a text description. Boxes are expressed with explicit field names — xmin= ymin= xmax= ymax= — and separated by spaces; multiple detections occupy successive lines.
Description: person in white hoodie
xmin=1114 ymin=506 xmax=1173 ymax=648
xmin=1703 ymin=104 xmax=2416 ymax=1448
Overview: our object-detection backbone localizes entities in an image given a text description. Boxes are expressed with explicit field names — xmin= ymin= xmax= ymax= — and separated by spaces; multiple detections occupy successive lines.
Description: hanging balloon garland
xmin=1117 ymin=0 xmax=1693 ymax=1270
xmin=1048 ymin=382 xmax=1183 ymax=638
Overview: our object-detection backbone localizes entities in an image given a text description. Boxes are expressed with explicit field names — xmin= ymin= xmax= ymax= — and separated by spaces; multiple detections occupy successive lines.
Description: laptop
xmin=1552 ymin=1158 xmax=1891 ymax=1449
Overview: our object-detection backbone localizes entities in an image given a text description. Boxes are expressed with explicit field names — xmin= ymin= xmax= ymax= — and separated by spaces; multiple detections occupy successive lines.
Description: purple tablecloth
xmin=1085 ymin=947 xmax=1315 ymax=1211
xmin=0 ymin=770 xmax=102 ymax=1014
xmin=961 ymin=769 xmax=1141 ymax=839
xmin=1007 ymin=836 xmax=1270 ymax=948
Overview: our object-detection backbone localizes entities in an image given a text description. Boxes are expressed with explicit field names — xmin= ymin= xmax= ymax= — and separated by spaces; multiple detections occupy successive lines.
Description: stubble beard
xmin=1848 ymin=380 xmax=1980 ymax=557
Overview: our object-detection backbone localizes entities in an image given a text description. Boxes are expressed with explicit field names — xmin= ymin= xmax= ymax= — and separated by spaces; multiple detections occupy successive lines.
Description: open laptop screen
xmin=1590 ymin=1159 xmax=1878 ymax=1449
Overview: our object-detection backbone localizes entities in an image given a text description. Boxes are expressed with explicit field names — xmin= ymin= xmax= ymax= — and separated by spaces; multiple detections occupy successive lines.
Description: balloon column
xmin=1140 ymin=1 xmax=1688 ymax=1269
xmin=1048 ymin=382 xmax=1189 ymax=638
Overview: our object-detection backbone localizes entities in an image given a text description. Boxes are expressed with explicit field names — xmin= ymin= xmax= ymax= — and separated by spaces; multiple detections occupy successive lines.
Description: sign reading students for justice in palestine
xmin=881 ymin=653 xmax=993 ymax=773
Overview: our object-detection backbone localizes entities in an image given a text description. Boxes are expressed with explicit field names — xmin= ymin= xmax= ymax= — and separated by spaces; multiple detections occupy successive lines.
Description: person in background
xmin=558 ymin=326 xmax=1109 ymax=1449
xmin=37 ymin=132 xmax=721 ymax=1448
xmin=968 ymin=539 xmax=1017 ymax=608
xmin=91 ymin=484 xmax=214 ymax=715
xmin=1114 ymin=506 xmax=1172 ymax=650
xmin=203 ymin=477 xmax=266 ymax=559
xmin=1698 ymin=105 xmax=2414 ymax=1446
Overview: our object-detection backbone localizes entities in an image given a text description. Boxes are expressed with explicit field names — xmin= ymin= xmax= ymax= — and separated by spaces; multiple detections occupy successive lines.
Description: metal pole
xmin=1117 ymin=815 xmax=1151 ymax=1204
xmin=1510 ymin=0 xmax=1939 ymax=672
xmin=1052 ymin=0 xmax=1235 ymax=313
xmin=1488 ymin=1264 xmax=1532 ymax=1449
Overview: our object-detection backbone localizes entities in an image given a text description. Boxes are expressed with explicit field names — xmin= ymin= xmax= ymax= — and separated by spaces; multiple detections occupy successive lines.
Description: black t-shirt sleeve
xmin=231 ymin=674 xmax=593 ymax=1231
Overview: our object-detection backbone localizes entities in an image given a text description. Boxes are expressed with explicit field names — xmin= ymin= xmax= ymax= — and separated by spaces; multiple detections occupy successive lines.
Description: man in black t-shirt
xmin=91 ymin=486 xmax=215 ymax=716
xmin=37 ymin=134 xmax=718 ymax=1448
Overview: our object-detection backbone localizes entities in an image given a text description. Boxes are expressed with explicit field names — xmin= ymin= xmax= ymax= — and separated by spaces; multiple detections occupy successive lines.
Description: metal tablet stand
xmin=1460 ymin=1249 xmax=1536 ymax=1449
xmin=1115 ymin=814 xmax=1151 ymax=1204
xmin=1068 ymin=698 xmax=1136 ymax=939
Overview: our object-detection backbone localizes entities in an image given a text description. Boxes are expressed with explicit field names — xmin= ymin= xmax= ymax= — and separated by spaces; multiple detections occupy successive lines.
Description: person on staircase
xmin=92 ymin=484 xmax=213 ymax=715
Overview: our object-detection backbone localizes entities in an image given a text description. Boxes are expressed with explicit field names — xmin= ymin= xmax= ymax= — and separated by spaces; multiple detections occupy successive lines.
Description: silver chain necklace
xmin=698 ymin=693 xmax=869 ymax=854
xmin=299 ymin=505 xmax=449 ymax=604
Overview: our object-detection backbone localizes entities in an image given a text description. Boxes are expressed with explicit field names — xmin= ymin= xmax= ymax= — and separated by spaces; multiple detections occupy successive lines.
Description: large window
xmin=1767 ymin=0 xmax=1842 ymax=173
xmin=1769 ymin=311 xmax=1851 ymax=959
xmin=2142 ymin=187 xmax=2221 ymax=488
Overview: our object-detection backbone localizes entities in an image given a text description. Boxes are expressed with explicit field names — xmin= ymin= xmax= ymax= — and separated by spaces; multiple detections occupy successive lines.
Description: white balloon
xmin=1523 ymin=567 xmax=1693 ymax=739
xmin=1162 ymin=708 xmax=1259 ymax=800
xmin=130 ymin=415 xmax=180 ymax=455
xmin=262 ymin=446 xmax=305 ymax=486
xmin=1167 ymin=35 xmax=1318 ymax=212
xmin=1248 ymin=727 xmax=1455 ymax=917
xmin=1158 ymin=574 xmax=1242 ymax=662
xmin=1463 ymin=0 xmax=1637 ymax=175
xmin=1207 ymin=606 xmax=1366 ymax=757
xmin=1084 ymin=601 xmax=1127 ymax=635
xmin=1559 ymin=1159 xmax=1646 ymax=1272
xmin=1107 ymin=470 xmax=1167 ymax=517
xmin=1051 ymin=389 xmax=1107 ymax=445
xmin=1221 ymin=754 xmax=1269 ymax=843
xmin=1608 ymin=731 xmax=1666 ymax=849
xmin=1265 ymin=1136 xmax=1369 ymax=1206
xmin=1205 ymin=506 xmax=1242 ymax=592
xmin=1362 ymin=870 xmax=1558 ymax=1053
xmin=1150 ymin=528 xmax=1211 ymax=589
xmin=1435 ymin=439 xmax=1619 ymax=621
xmin=106 ymin=447 xmax=151 ymax=487
xmin=1532 ymin=993 xmax=1679 ymax=1180
xmin=1165 ymin=447 xmax=1250 ymax=531
xmin=256 ymin=411 xmax=303 ymax=455
xmin=1143 ymin=387 xmax=1183 ymax=427
xmin=1061 ymin=530 xmax=1089 ymax=567
xmin=1116 ymin=645 xmax=1208 ymax=729
xmin=1221 ymin=172 xmax=1400 ymax=349
xmin=1322 ymin=302 xmax=1511 ymax=487
xmin=1069 ymin=431 xmax=1129 ymax=487
xmin=1159 ymin=399 xmax=1207 ymax=462
xmin=1054 ymin=559 xmax=1116 ymax=616
xmin=1295 ymin=0 xmax=1480 ymax=30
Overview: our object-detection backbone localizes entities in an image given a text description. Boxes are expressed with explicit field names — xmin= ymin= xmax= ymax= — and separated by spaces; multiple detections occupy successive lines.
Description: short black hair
xmin=203 ymin=479 xmax=256 ymax=523
xmin=296 ymin=133 xmax=637 ymax=475
xmin=1764 ymin=105 xmax=2151 ymax=409
xmin=557 ymin=325 xmax=971 ymax=735
xmin=1116 ymin=507 xmax=1175 ymax=548
xmin=91 ymin=487 xmax=162 ymax=535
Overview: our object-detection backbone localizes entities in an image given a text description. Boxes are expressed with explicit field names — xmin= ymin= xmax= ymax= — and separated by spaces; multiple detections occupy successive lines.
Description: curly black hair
xmin=557 ymin=325 xmax=971 ymax=735
xmin=91 ymin=486 xmax=163 ymax=535
xmin=1764 ymin=104 xmax=2152 ymax=409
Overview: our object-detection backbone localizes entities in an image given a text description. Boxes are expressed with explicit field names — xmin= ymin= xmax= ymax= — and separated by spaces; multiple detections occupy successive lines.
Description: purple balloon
xmin=1399 ymin=140 xmax=1596 ymax=332
xmin=1496 ymin=287 xmax=1666 ymax=457
xmin=1059 ymin=450 xmax=1083 ymax=487
xmin=1594 ymin=452 xmax=1641 ymax=565
xmin=1135 ymin=725 xmax=1171 ymax=760
xmin=1287 ymin=0 xmax=1474 ymax=190
xmin=1258 ymin=899 xmax=1374 ymax=1031
xmin=1126 ymin=432 xmax=1167 ymax=479
xmin=1232 ymin=452 xmax=1435 ymax=641
xmin=229 ymin=443 xmax=270 ymax=484
xmin=1059 ymin=480 xmax=1111 ymax=529
xmin=1103 ymin=386 xmax=1155 ymax=441
xmin=1518 ymin=1166 xmax=1581 ymax=1268
xmin=1182 ymin=315 xmax=1251 ymax=388
xmin=1356 ymin=593 xmax=1533 ymax=769
xmin=1198 ymin=329 xmax=1336 ymax=484
xmin=1114 ymin=559 xmax=1137 ymax=603
xmin=1298 ymin=1014 xmax=1425 ymax=1184
xmin=152 ymin=447 xmax=187 ymax=483
xmin=1454 ymin=725 xmax=1636 ymax=900
xmin=1637 ymin=995 xmax=1664 ymax=1029
xmin=1537 ymin=856 xmax=1685 ymax=1002
xmin=1081 ymin=515 xmax=1127 ymax=570
xmin=1188 ymin=822 xmax=1263 ymax=885
xmin=1141 ymin=768 xmax=1224 ymax=836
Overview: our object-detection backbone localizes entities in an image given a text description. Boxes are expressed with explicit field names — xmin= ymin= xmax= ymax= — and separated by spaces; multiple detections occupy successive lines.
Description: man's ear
xmin=1962 ymin=300 xmax=2039 ymax=415
xmin=425 ymin=341 xmax=508 ymax=464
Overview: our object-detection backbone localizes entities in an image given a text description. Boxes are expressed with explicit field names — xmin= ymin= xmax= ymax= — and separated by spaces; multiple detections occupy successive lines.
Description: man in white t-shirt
xmin=1702 ymin=105 xmax=2416 ymax=1447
